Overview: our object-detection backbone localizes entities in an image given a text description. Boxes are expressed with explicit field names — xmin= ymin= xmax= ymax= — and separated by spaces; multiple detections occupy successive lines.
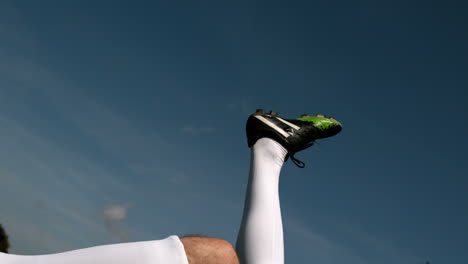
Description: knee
xmin=180 ymin=236 xmax=239 ymax=264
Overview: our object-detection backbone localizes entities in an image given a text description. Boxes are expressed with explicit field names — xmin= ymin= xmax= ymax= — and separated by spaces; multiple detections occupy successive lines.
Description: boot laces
xmin=290 ymin=153 xmax=305 ymax=168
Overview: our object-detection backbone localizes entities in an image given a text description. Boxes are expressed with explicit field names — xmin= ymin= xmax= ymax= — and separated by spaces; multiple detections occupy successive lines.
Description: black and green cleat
xmin=297 ymin=114 xmax=342 ymax=139
xmin=246 ymin=109 xmax=342 ymax=168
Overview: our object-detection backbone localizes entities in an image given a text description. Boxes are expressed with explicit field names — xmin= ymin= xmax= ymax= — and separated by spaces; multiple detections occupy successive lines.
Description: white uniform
xmin=0 ymin=236 xmax=188 ymax=264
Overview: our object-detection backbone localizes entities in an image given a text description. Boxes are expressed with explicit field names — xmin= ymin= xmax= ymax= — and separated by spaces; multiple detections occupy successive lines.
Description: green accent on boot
xmin=297 ymin=115 xmax=342 ymax=131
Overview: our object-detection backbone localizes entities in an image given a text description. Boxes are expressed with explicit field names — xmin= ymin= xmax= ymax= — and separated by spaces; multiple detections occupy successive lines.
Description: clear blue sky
xmin=0 ymin=1 xmax=467 ymax=263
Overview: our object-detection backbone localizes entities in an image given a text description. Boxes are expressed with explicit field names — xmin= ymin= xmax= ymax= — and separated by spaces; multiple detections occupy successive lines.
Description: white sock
xmin=236 ymin=137 xmax=287 ymax=264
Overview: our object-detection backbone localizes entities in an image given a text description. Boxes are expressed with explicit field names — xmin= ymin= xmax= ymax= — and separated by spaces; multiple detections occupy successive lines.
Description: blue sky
xmin=0 ymin=1 xmax=467 ymax=263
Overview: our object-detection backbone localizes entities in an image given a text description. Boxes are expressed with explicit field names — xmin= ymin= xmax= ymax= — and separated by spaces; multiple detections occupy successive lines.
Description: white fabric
xmin=236 ymin=138 xmax=287 ymax=264
xmin=0 ymin=235 xmax=189 ymax=264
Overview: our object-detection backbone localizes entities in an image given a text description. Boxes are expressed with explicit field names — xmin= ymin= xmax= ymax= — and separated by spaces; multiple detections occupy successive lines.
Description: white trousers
xmin=0 ymin=236 xmax=188 ymax=264
xmin=0 ymin=138 xmax=287 ymax=264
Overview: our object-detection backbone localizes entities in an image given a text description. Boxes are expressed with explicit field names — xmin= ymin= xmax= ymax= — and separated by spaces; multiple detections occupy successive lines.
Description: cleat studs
xmin=256 ymin=109 xmax=264 ymax=114
xmin=301 ymin=114 xmax=308 ymax=117
xmin=270 ymin=111 xmax=278 ymax=117
xmin=317 ymin=114 xmax=325 ymax=118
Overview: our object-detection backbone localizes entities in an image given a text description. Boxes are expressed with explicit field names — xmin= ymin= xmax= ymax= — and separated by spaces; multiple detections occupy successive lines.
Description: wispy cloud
xmin=0 ymin=39 xmax=202 ymax=252
xmin=0 ymin=12 xmax=175 ymax=252
xmin=0 ymin=116 xmax=119 ymax=252
xmin=286 ymin=215 xmax=422 ymax=264
xmin=103 ymin=204 xmax=133 ymax=242
xmin=286 ymin=217 xmax=369 ymax=264
xmin=342 ymin=224 xmax=422 ymax=264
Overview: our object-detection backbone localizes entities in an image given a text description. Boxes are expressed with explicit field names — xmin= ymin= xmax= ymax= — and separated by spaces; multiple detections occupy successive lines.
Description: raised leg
xmin=236 ymin=138 xmax=287 ymax=264
xmin=235 ymin=110 xmax=342 ymax=264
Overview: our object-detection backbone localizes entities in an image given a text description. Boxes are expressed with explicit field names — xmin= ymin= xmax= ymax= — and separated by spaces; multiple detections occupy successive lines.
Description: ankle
xmin=252 ymin=138 xmax=288 ymax=165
